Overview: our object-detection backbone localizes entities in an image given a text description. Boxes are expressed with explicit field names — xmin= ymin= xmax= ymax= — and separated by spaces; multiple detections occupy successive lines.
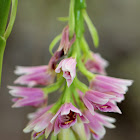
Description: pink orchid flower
xmin=8 ymin=86 xmax=47 ymax=108
xmin=50 ymin=103 xmax=88 ymax=135
xmin=79 ymin=90 xmax=121 ymax=114
xmin=14 ymin=65 xmax=55 ymax=87
xmin=84 ymin=110 xmax=115 ymax=140
xmin=24 ymin=111 xmax=54 ymax=139
xmin=24 ymin=105 xmax=53 ymax=139
xmin=85 ymin=53 xmax=108 ymax=75
xmin=55 ymin=58 xmax=77 ymax=87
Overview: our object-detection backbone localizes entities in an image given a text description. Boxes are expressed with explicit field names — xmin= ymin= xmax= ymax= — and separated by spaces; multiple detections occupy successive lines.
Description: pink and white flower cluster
xmin=8 ymin=26 xmax=133 ymax=140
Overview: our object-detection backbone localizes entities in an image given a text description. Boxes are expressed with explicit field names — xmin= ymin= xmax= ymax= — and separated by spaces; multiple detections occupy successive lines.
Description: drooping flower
xmin=55 ymin=58 xmax=77 ymax=87
xmin=50 ymin=103 xmax=88 ymax=135
xmin=14 ymin=66 xmax=55 ymax=87
xmin=85 ymin=53 xmax=108 ymax=75
xmin=57 ymin=26 xmax=76 ymax=55
xmin=79 ymin=75 xmax=133 ymax=114
xmin=79 ymin=90 xmax=121 ymax=114
xmin=48 ymin=26 xmax=76 ymax=71
xmin=23 ymin=103 xmax=87 ymax=139
xmin=84 ymin=110 xmax=116 ymax=140
xmin=27 ymin=105 xmax=53 ymax=121
xmin=90 ymin=75 xmax=133 ymax=94
xmin=24 ymin=105 xmax=53 ymax=139
xmin=90 ymin=75 xmax=133 ymax=103
xmin=23 ymin=111 xmax=54 ymax=139
xmin=8 ymin=86 xmax=47 ymax=108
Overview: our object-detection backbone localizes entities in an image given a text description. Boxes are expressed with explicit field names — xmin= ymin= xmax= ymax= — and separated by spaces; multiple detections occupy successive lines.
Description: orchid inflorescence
xmin=8 ymin=0 xmax=133 ymax=140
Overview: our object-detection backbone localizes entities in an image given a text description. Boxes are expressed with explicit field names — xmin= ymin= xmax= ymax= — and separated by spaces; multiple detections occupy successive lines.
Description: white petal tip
xmin=23 ymin=128 xmax=31 ymax=133
xmin=7 ymin=86 xmax=14 ymax=89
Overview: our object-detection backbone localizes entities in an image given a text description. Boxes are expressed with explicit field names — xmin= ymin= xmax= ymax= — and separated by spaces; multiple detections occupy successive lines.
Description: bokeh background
xmin=0 ymin=0 xmax=140 ymax=140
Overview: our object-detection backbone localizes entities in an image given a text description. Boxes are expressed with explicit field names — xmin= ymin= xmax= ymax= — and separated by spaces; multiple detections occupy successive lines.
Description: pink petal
xmin=45 ymin=123 xmax=53 ymax=138
xmin=53 ymin=117 xmax=61 ymax=135
xmin=85 ymin=92 xmax=109 ymax=105
xmin=83 ymin=97 xmax=95 ymax=115
xmin=14 ymin=65 xmax=47 ymax=75
xmin=33 ymin=113 xmax=53 ymax=132
xmin=96 ymin=75 xmax=133 ymax=86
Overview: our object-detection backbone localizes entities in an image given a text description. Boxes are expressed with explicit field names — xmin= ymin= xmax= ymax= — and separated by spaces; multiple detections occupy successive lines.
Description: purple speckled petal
xmin=32 ymin=130 xmax=45 ymax=139
xmin=96 ymin=101 xmax=122 ymax=114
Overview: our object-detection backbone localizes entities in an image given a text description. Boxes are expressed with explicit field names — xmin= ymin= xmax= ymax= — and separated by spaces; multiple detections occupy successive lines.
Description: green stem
xmin=0 ymin=0 xmax=11 ymax=36
xmin=63 ymin=85 xmax=72 ymax=103
xmin=72 ymin=88 xmax=85 ymax=110
xmin=77 ymin=58 xmax=95 ymax=80
xmin=0 ymin=37 xmax=6 ymax=85
xmin=69 ymin=0 xmax=75 ymax=38
xmin=48 ymin=88 xmax=66 ymax=113
xmin=42 ymin=78 xmax=64 ymax=94
xmin=4 ymin=0 xmax=18 ymax=40
xmin=48 ymin=99 xmax=62 ymax=113
xmin=73 ymin=77 xmax=88 ymax=93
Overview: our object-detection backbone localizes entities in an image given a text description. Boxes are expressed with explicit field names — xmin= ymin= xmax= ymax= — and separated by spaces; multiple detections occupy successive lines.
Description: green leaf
xmin=82 ymin=10 xmax=99 ymax=48
xmin=0 ymin=0 xmax=11 ymax=36
xmin=49 ymin=34 xmax=61 ymax=55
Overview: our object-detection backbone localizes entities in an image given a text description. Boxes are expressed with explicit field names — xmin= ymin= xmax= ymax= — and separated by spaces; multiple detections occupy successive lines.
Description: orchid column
xmin=8 ymin=0 xmax=133 ymax=140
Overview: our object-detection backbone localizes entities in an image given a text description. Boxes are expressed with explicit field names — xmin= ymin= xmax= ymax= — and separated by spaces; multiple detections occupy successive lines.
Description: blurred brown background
xmin=0 ymin=0 xmax=140 ymax=140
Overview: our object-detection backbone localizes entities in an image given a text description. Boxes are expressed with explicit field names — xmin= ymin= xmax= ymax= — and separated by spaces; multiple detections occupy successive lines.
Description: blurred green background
xmin=0 ymin=0 xmax=140 ymax=139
